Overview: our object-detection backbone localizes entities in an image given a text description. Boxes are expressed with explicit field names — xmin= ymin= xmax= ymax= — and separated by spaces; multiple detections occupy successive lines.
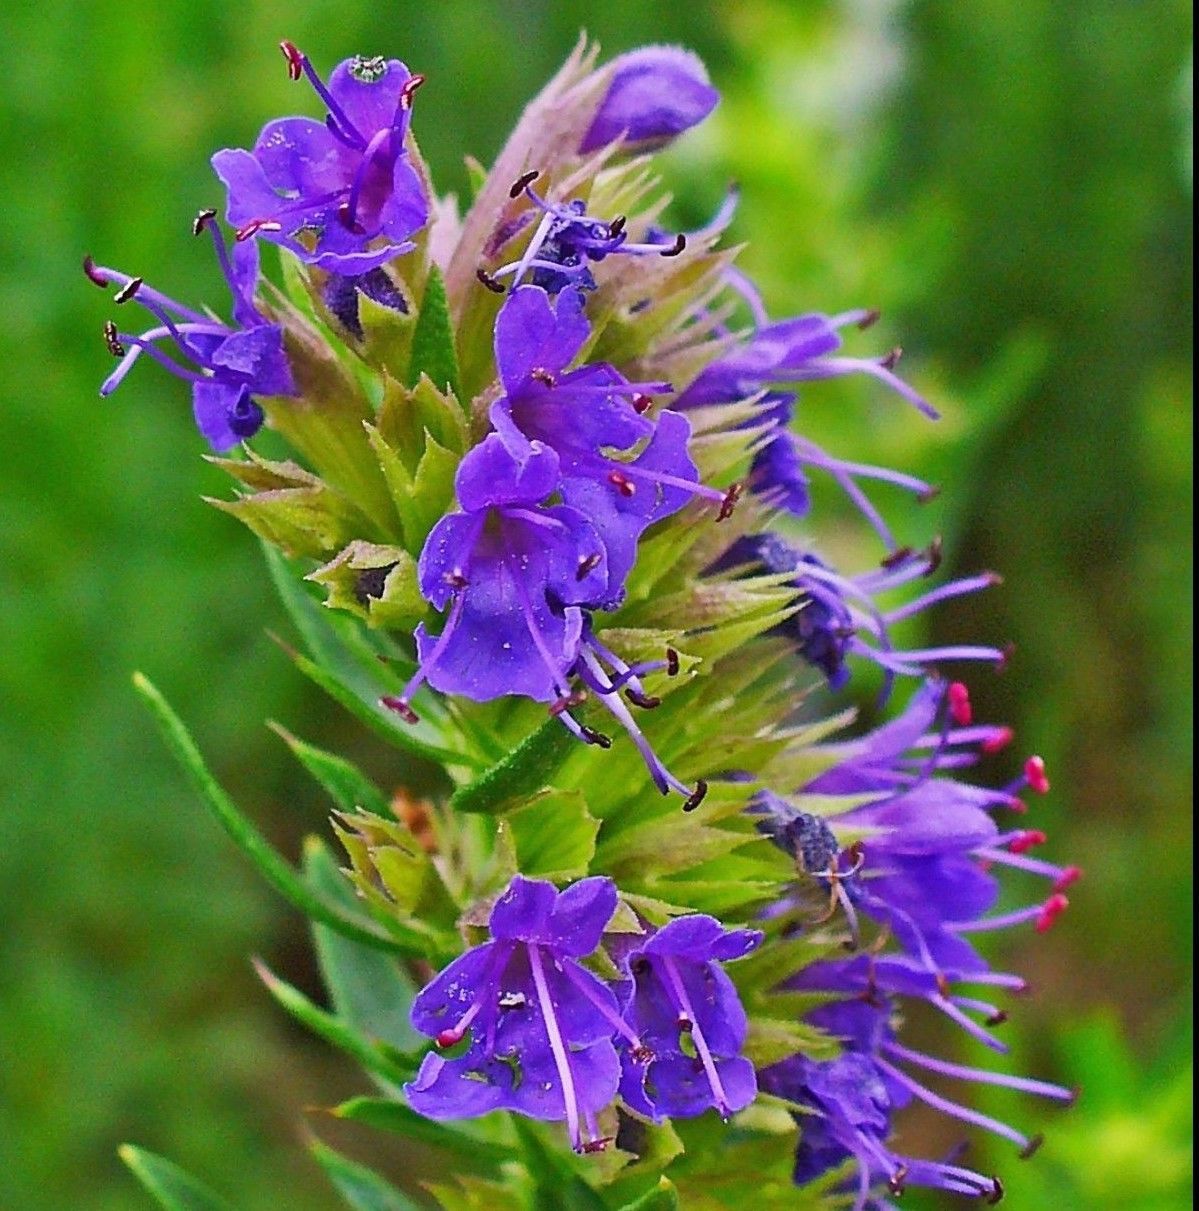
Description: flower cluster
xmin=408 ymin=876 xmax=759 ymax=1152
xmin=93 ymin=36 xmax=1079 ymax=1209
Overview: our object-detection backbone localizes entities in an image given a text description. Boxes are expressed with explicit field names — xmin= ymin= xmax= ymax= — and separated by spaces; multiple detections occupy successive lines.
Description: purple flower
xmin=714 ymin=533 xmax=1006 ymax=691
xmin=489 ymin=286 xmax=737 ymax=601
xmin=84 ymin=214 xmax=295 ymax=452
xmin=755 ymin=679 xmax=1079 ymax=1003
xmin=763 ymin=965 xmax=1075 ymax=1207
xmin=407 ymin=876 xmax=628 ymax=1152
xmin=476 ymin=171 xmax=689 ymax=297
xmin=581 ymin=46 xmax=719 ymax=153
xmin=385 ymin=435 xmax=608 ymax=713
xmin=212 ymin=43 xmax=427 ymax=273
xmin=617 ymin=915 xmax=761 ymax=1121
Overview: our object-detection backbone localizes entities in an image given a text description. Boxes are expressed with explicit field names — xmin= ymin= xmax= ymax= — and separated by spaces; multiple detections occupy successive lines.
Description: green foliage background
xmin=0 ymin=1 xmax=1190 ymax=1207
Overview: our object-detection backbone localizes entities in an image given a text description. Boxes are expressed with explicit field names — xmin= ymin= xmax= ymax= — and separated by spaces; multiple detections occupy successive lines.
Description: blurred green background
xmin=0 ymin=1 xmax=1191 ymax=1208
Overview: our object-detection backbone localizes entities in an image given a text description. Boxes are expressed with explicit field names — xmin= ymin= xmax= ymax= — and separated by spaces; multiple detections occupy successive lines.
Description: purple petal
xmin=581 ymin=46 xmax=719 ymax=152
xmin=252 ymin=116 xmax=354 ymax=198
xmin=379 ymin=156 xmax=429 ymax=243
xmin=229 ymin=239 xmax=263 ymax=329
xmin=494 ymin=286 xmax=590 ymax=389
xmin=326 ymin=58 xmax=412 ymax=141
xmin=191 ymin=381 xmax=247 ymax=452
xmin=643 ymin=1054 xmax=757 ymax=1118
xmin=404 ymin=1049 xmax=508 ymax=1119
xmin=547 ymin=877 xmax=618 ymax=956
xmin=455 ymin=434 xmax=560 ymax=512
xmin=210 ymin=326 xmax=295 ymax=395
xmin=489 ymin=876 xmax=557 ymax=942
xmin=409 ymin=942 xmax=500 ymax=1037
xmin=212 ymin=148 xmax=289 ymax=227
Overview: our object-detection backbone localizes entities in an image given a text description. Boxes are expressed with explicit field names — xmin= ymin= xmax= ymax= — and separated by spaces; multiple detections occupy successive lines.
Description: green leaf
xmin=274 ymin=725 xmax=393 ymax=818
xmin=407 ymin=266 xmax=461 ymax=397
xmin=254 ymin=959 xmax=418 ymax=1088
xmin=510 ymin=1119 xmax=608 ymax=1211
xmin=333 ymin=1098 xmax=514 ymax=1172
xmin=304 ymin=838 xmax=423 ymax=1052
xmin=310 ymin=1139 xmax=419 ymax=1211
xmin=133 ymin=673 xmax=411 ymax=954
xmin=449 ymin=715 xmax=579 ymax=814
xmin=118 ymin=1145 xmax=236 ymax=1211
xmin=617 ymin=1178 xmax=680 ymax=1211
xmin=499 ymin=789 xmax=600 ymax=878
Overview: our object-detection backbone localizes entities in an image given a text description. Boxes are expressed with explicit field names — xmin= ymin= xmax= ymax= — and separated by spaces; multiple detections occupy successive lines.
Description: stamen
xmin=191 ymin=208 xmax=218 ymax=237
xmin=608 ymin=470 xmax=636 ymax=497
xmin=400 ymin=74 xmax=425 ymax=108
xmin=658 ymin=954 xmax=732 ymax=1117
xmin=626 ymin=688 xmax=661 ymax=710
xmin=576 ymin=553 xmax=603 ymax=581
xmin=1034 ymin=893 xmax=1069 ymax=933
xmin=530 ymin=367 xmax=557 ymax=387
xmin=103 ymin=321 xmax=124 ymax=357
xmin=718 ymin=482 xmax=743 ymax=521
xmin=475 ymin=267 xmax=506 ymax=293
xmin=528 ymin=943 xmax=585 ymax=1152
xmin=113 ymin=277 xmax=143 ymax=305
xmin=659 ymin=233 xmax=686 ymax=257
xmin=682 ymin=780 xmax=708 ymax=812
xmin=279 ymin=39 xmax=305 ymax=81
xmin=235 ymin=219 xmax=283 ymax=242
xmin=510 ymin=169 xmax=540 ymax=199
xmin=948 ymin=682 xmax=973 ymax=726
xmin=82 ymin=255 xmax=108 ymax=288
xmin=666 ymin=648 xmax=680 ymax=677
xmin=1024 ymin=756 xmax=1050 ymax=794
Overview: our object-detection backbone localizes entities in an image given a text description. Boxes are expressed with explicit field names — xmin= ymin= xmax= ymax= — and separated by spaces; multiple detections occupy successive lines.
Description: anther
xmin=509 ymin=170 xmax=540 ymax=199
xmin=279 ymin=40 xmax=305 ymax=81
xmin=475 ymin=267 xmax=506 ymax=294
xmin=881 ymin=545 xmax=915 ymax=570
xmin=948 ymin=681 xmax=973 ymax=726
xmin=1008 ymin=830 xmax=1047 ymax=855
xmin=981 ymin=726 xmax=1015 ymax=755
xmin=665 ymin=648 xmax=680 ymax=677
xmin=435 ymin=1025 xmax=466 ymax=1049
xmin=887 ymin=1165 xmax=909 ymax=1196
xmin=607 ymin=214 xmax=627 ymax=238
xmin=608 ymin=470 xmax=636 ymax=497
xmin=923 ymin=535 xmax=944 ymax=576
xmin=626 ymin=688 xmax=661 ymax=710
xmin=682 ymin=780 xmax=708 ymax=812
xmin=380 ymin=695 xmax=420 ymax=725
xmin=113 ymin=276 xmax=143 ymax=305
xmin=917 ymin=483 xmax=942 ymax=504
xmin=576 ymin=553 xmax=603 ymax=581
xmin=103 ymin=321 xmax=125 ymax=357
xmin=857 ymin=308 xmax=881 ymax=330
xmin=548 ymin=691 xmax=586 ymax=718
xmin=191 ymin=208 xmax=218 ymax=237
xmin=632 ymin=393 xmax=653 ymax=414
xmin=1034 ymin=893 xmax=1069 ymax=933
xmin=82 ymin=255 xmax=108 ymax=288
xmin=718 ymin=482 xmax=743 ymax=521
xmin=985 ymin=1009 xmax=1009 ymax=1026
xmin=1017 ymin=1133 xmax=1044 ymax=1160
xmin=530 ymin=367 xmax=556 ymax=387
xmin=1024 ymin=755 xmax=1049 ymax=794
xmin=580 ymin=725 xmax=613 ymax=749
xmin=581 ymin=1138 xmax=612 ymax=1154
xmin=400 ymin=74 xmax=425 ymax=108
xmin=659 ymin=233 xmax=687 ymax=257
xmin=443 ymin=571 xmax=469 ymax=589
xmin=880 ymin=346 xmax=903 ymax=371
xmin=630 ymin=1043 xmax=655 ymax=1063
xmin=935 ymin=971 xmax=951 ymax=997
xmin=986 ymin=1176 xmax=1006 ymax=1205
xmin=236 ymin=219 xmax=283 ymax=242
xmin=1054 ymin=866 xmax=1083 ymax=893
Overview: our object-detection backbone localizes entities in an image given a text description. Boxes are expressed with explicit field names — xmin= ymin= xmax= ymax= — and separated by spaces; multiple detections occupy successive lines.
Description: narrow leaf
xmin=133 ymin=673 xmax=410 ymax=954
xmin=305 ymin=838 xmax=423 ymax=1052
xmin=407 ymin=265 xmax=461 ymax=397
xmin=333 ymin=1097 xmax=514 ymax=1171
xmin=310 ymin=1139 xmax=419 ymax=1211
xmin=275 ymin=725 xmax=393 ymax=818
xmin=118 ymin=1145 xmax=236 ymax=1211
xmin=500 ymin=789 xmax=599 ymax=878
xmin=254 ymin=959 xmax=418 ymax=1087
xmin=618 ymin=1178 xmax=680 ymax=1211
